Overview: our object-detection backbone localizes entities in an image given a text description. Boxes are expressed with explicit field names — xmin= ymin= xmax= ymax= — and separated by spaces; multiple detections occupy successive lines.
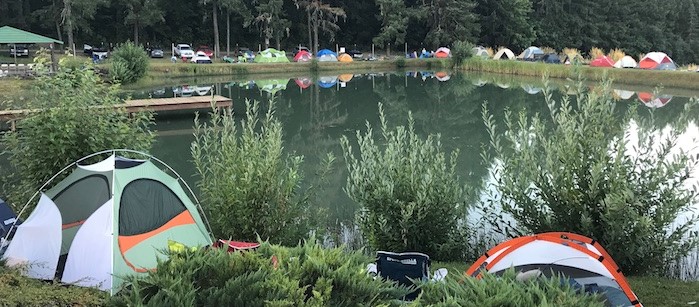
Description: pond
xmin=133 ymin=71 xmax=699 ymax=226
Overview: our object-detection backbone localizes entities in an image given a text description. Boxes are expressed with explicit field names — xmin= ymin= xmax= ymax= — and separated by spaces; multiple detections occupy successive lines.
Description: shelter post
xmin=372 ymin=44 xmax=375 ymax=58
xmin=13 ymin=43 xmax=17 ymax=64
xmin=50 ymin=43 xmax=57 ymax=73
xmin=404 ymin=43 xmax=407 ymax=56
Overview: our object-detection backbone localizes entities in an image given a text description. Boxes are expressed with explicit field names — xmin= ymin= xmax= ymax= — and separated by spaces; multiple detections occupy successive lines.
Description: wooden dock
xmin=0 ymin=95 xmax=232 ymax=131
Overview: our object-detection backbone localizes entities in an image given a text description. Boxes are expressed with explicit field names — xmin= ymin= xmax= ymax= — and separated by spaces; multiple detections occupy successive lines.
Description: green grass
xmin=436 ymin=261 xmax=699 ymax=307
xmin=460 ymin=58 xmax=699 ymax=90
xmin=0 ymin=264 xmax=107 ymax=306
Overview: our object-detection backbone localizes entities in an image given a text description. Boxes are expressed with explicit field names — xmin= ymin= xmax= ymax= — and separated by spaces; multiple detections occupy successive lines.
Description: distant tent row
xmin=255 ymin=48 xmax=289 ymax=63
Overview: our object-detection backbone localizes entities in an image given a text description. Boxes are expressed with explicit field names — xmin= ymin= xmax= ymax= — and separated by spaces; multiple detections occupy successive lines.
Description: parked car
xmin=190 ymin=51 xmax=213 ymax=64
xmin=174 ymin=44 xmax=195 ymax=59
xmin=150 ymin=47 xmax=164 ymax=58
xmin=347 ymin=49 xmax=363 ymax=59
xmin=91 ymin=46 xmax=109 ymax=61
xmin=9 ymin=44 xmax=29 ymax=57
xmin=196 ymin=45 xmax=214 ymax=58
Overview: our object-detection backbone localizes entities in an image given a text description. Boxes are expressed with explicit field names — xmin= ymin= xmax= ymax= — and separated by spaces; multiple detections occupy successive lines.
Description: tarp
xmin=338 ymin=53 xmax=353 ymax=62
xmin=639 ymin=52 xmax=676 ymax=70
xmin=0 ymin=26 xmax=63 ymax=44
xmin=614 ymin=56 xmax=637 ymax=68
xmin=294 ymin=50 xmax=312 ymax=62
xmin=435 ymin=47 xmax=451 ymax=58
xmin=590 ymin=56 xmax=615 ymax=67
xmin=493 ymin=48 xmax=515 ymax=60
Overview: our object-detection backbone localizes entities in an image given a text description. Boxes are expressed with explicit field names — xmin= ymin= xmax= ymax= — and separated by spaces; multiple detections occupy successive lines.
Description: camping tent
xmin=472 ymin=47 xmax=489 ymax=59
xmin=563 ymin=54 xmax=584 ymax=65
xmin=472 ymin=79 xmax=488 ymax=86
xmin=294 ymin=50 xmax=312 ymax=62
xmin=637 ymin=92 xmax=673 ymax=108
xmin=254 ymin=48 xmax=289 ymax=63
xmin=0 ymin=198 xmax=20 ymax=239
xmin=541 ymin=53 xmax=560 ymax=64
xmin=318 ymin=76 xmax=338 ymax=88
xmin=466 ymin=232 xmax=642 ymax=307
xmin=614 ymin=56 xmax=637 ymax=68
xmin=295 ymin=77 xmax=312 ymax=89
xmin=2 ymin=151 xmax=212 ymax=294
xmin=256 ymin=79 xmax=289 ymax=95
xmin=590 ymin=56 xmax=615 ymax=67
xmin=435 ymin=47 xmax=451 ymax=58
xmin=613 ymin=89 xmax=635 ymax=100
xmin=493 ymin=48 xmax=515 ymax=60
xmin=639 ymin=52 xmax=676 ymax=70
xmin=317 ymin=49 xmax=338 ymax=62
xmin=519 ymin=46 xmax=543 ymax=61
xmin=338 ymin=53 xmax=353 ymax=62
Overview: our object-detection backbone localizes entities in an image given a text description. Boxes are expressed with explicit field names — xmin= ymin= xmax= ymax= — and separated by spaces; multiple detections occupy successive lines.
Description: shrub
xmin=608 ymin=48 xmax=626 ymax=62
xmin=110 ymin=240 xmax=410 ymax=306
xmin=451 ymin=40 xmax=475 ymax=67
xmin=341 ymin=104 xmax=468 ymax=260
xmin=481 ymin=77 xmax=699 ymax=274
xmin=412 ymin=270 xmax=604 ymax=306
xmin=394 ymin=57 xmax=406 ymax=68
xmin=589 ymin=47 xmax=605 ymax=59
xmin=1 ymin=62 xmax=154 ymax=209
xmin=110 ymin=41 xmax=149 ymax=84
xmin=192 ymin=100 xmax=320 ymax=245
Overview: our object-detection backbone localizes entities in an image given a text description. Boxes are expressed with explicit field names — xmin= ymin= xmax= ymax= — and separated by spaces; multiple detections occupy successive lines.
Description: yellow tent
xmin=338 ymin=53 xmax=353 ymax=62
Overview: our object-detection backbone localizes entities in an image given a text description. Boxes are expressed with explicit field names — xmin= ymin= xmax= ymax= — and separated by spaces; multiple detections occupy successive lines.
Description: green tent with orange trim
xmin=2 ymin=151 xmax=212 ymax=294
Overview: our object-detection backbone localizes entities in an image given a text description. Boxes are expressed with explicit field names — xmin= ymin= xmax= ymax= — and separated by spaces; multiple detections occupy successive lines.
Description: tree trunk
xmin=307 ymin=9 xmax=312 ymax=51
xmin=134 ymin=19 xmax=139 ymax=45
xmin=313 ymin=11 xmax=319 ymax=55
xmin=212 ymin=1 xmax=220 ymax=58
xmin=55 ymin=19 xmax=63 ymax=42
xmin=276 ymin=36 xmax=280 ymax=50
xmin=64 ymin=0 xmax=75 ymax=53
xmin=53 ymin=0 xmax=63 ymax=42
xmin=226 ymin=12 xmax=230 ymax=56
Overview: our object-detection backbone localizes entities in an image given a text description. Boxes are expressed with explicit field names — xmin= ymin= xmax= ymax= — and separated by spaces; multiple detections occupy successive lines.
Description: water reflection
xmin=637 ymin=92 xmax=673 ymax=108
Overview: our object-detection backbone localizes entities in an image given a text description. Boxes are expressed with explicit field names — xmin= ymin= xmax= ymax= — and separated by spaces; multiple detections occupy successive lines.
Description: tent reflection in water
xmin=256 ymin=79 xmax=289 ymax=96
xmin=637 ymin=92 xmax=673 ymax=108
xmin=467 ymin=232 xmax=643 ymax=307
xmin=2 ymin=150 xmax=212 ymax=294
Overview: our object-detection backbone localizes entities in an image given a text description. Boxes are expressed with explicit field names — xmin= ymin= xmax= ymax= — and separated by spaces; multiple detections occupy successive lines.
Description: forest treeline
xmin=1 ymin=0 xmax=699 ymax=64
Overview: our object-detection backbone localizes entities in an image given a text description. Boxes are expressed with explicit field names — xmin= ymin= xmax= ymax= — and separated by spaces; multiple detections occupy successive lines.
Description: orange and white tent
xmin=435 ymin=47 xmax=451 ymax=58
xmin=466 ymin=232 xmax=642 ymax=307
xmin=639 ymin=52 xmax=676 ymax=70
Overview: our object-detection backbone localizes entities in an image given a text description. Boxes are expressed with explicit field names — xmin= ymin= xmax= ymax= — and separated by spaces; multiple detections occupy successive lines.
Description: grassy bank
xmin=460 ymin=58 xmax=699 ymax=91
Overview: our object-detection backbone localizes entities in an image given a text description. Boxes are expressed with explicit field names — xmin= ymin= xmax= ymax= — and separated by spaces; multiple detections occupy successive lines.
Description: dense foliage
xmin=1 ymin=60 xmax=154 ymax=209
xmin=482 ymin=77 xmax=699 ymax=275
xmin=412 ymin=270 xmax=603 ymax=307
xmin=341 ymin=104 xmax=468 ymax=260
xmin=192 ymin=101 xmax=317 ymax=245
xmin=110 ymin=41 xmax=150 ymax=84
xmin=2 ymin=0 xmax=698 ymax=63
xmin=110 ymin=240 xmax=410 ymax=306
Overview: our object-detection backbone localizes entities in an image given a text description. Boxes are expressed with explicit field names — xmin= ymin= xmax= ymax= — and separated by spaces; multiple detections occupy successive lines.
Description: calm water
xmin=132 ymin=71 xmax=699 ymax=229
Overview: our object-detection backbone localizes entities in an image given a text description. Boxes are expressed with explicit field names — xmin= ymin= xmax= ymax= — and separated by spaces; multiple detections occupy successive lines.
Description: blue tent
xmin=317 ymin=49 xmax=337 ymax=57
xmin=318 ymin=76 xmax=338 ymax=88
xmin=0 ymin=198 xmax=20 ymax=238
xmin=419 ymin=50 xmax=432 ymax=58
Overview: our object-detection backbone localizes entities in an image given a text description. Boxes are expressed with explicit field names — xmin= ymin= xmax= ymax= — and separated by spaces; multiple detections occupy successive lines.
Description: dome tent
xmin=318 ymin=75 xmax=338 ymax=88
xmin=590 ymin=56 xmax=615 ymax=67
xmin=472 ymin=46 xmax=489 ymax=58
xmin=639 ymin=52 xmax=676 ymax=70
xmin=2 ymin=150 xmax=212 ymax=294
xmin=519 ymin=46 xmax=544 ymax=60
xmin=614 ymin=56 xmax=637 ymax=68
xmin=435 ymin=47 xmax=451 ymax=58
xmin=254 ymin=48 xmax=289 ymax=63
xmin=338 ymin=53 xmax=353 ymax=62
xmin=466 ymin=232 xmax=642 ymax=307
xmin=294 ymin=50 xmax=312 ymax=62
xmin=637 ymin=92 xmax=673 ymax=108
xmin=317 ymin=49 xmax=338 ymax=62
xmin=493 ymin=48 xmax=515 ymax=60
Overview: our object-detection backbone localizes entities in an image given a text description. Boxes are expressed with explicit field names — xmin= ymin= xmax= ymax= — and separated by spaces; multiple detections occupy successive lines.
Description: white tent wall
xmin=2 ymin=194 xmax=62 ymax=280
xmin=61 ymin=199 xmax=114 ymax=291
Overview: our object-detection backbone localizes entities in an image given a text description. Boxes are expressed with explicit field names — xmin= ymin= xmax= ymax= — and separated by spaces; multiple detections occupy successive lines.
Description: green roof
xmin=0 ymin=26 xmax=63 ymax=44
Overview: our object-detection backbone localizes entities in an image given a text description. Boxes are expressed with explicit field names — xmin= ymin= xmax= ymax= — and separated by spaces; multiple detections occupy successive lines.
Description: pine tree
xmin=421 ymin=0 xmax=479 ymax=48
xmin=477 ymin=0 xmax=535 ymax=51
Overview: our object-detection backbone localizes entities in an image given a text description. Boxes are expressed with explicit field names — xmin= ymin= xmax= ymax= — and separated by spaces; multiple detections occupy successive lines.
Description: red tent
xmin=295 ymin=77 xmax=312 ymax=89
xmin=638 ymin=52 xmax=676 ymax=70
xmin=294 ymin=50 xmax=312 ymax=62
xmin=590 ymin=56 xmax=614 ymax=67
xmin=435 ymin=47 xmax=450 ymax=58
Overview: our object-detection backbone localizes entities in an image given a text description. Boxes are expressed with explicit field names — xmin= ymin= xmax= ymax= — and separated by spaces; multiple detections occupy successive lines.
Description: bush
xmin=481 ymin=77 xmax=699 ymax=275
xmin=394 ymin=57 xmax=406 ymax=68
xmin=451 ymin=40 xmax=475 ymax=67
xmin=341 ymin=104 xmax=468 ymax=260
xmin=412 ymin=270 xmax=604 ymax=306
xmin=1 ymin=62 xmax=154 ymax=209
xmin=110 ymin=41 xmax=149 ymax=84
xmin=110 ymin=240 xmax=410 ymax=306
xmin=0 ymin=264 xmax=107 ymax=306
xmin=192 ymin=100 xmax=319 ymax=245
